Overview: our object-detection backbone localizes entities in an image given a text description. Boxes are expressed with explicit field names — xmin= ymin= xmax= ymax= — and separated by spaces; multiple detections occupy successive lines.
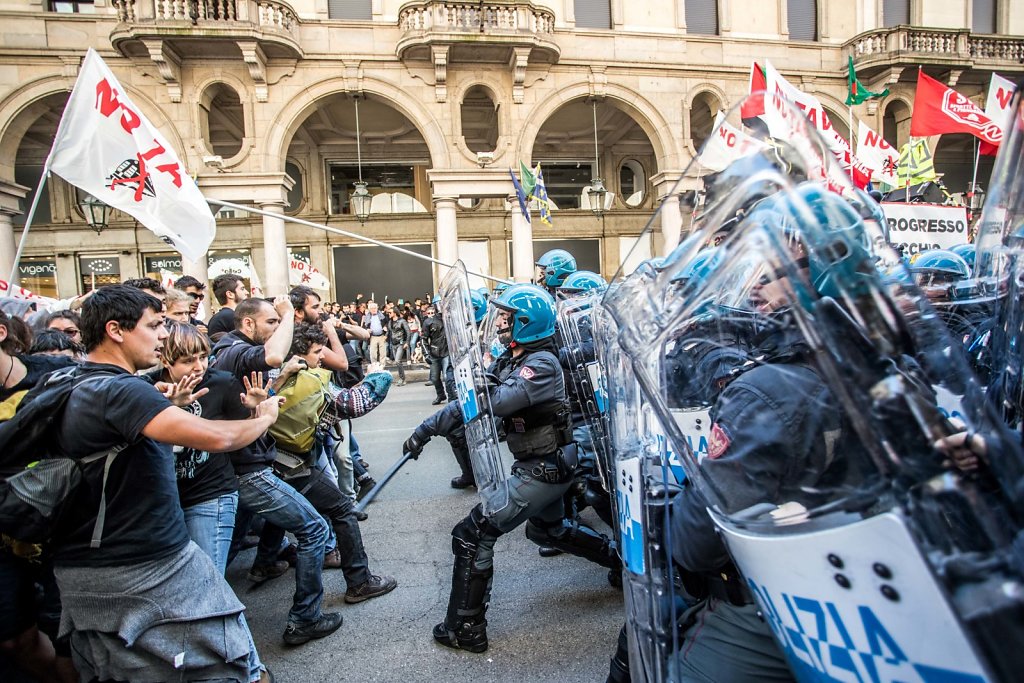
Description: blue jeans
xmin=236 ymin=468 xmax=329 ymax=627
xmin=183 ymin=493 xmax=238 ymax=575
xmin=183 ymin=493 xmax=265 ymax=682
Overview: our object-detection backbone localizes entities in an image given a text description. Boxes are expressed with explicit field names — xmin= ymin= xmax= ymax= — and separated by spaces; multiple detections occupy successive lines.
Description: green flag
xmin=519 ymin=161 xmax=537 ymax=197
xmin=846 ymin=56 xmax=889 ymax=106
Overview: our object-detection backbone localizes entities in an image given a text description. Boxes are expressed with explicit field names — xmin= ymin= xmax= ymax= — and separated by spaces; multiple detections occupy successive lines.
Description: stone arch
xmin=451 ymin=78 xmax=509 ymax=166
xmin=880 ymin=93 xmax=914 ymax=149
xmin=192 ymin=72 xmax=255 ymax=167
xmin=685 ymin=84 xmax=728 ymax=156
xmin=516 ymin=82 xmax=681 ymax=172
xmin=0 ymin=74 xmax=188 ymax=181
xmin=266 ymin=76 xmax=449 ymax=172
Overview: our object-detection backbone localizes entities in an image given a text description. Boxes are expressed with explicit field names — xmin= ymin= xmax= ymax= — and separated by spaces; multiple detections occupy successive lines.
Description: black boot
xmin=526 ymin=518 xmax=619 ymax=569
xmin=606 ymin=624 xmax=631 ymax=683
xmin=447 ymin=429 xmax=476 ymax=489
xmin=433 ymin=541 xmax=491 ymax=653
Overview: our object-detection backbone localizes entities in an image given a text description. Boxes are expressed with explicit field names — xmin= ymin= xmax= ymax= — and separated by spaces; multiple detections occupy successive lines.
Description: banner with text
xmin=882 ymin=203 xmax=969 ymax=255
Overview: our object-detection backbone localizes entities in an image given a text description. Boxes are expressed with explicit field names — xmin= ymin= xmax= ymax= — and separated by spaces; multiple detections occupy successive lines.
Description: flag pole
xmin=7 ymin=163 xmax=50 ymax=285
xmin=968 ymin=138 xmax=980 ymax=223
xmin=207 ymin=199 xmax=513 ymax=286
xmin=848 ymin=104 xmax=855 ymax=178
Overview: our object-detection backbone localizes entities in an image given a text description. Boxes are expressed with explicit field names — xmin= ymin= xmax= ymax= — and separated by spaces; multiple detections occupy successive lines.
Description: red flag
xmin=741 ymin=62 xmax=766 ymax=119
xmin=910 ymin=70 xmax=1003 ymax=146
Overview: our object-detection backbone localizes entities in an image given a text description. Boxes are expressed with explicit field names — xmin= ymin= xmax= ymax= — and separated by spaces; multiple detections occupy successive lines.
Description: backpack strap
xmin=80 ymin=443 xmax=128 ymax=549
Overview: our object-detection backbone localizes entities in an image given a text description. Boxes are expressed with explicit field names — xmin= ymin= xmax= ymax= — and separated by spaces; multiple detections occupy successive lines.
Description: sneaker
xmin=450 ymin=474 xmax=475 ymax=489
xmin=344 ymin=574 xmax=398 ymax=604
xmin=322 ymin=548 xmax=342 ymax=569
xmin=356 ymin=477 xmax=377 ymax=502
xmin=282 ymin=612 xmax=344 ymax=646
xmin=396 ymin=379 xmax=406 ymax=386
xmin=247 ymin=560 xmax=290 ymax=584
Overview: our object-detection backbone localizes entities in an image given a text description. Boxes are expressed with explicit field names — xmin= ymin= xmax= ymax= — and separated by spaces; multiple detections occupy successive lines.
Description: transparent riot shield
xmin=438 ymin=261 xmax=509 ymax=515
xmin=597 ymin=275 xmax=687 ymax=683
xmin=603 ymin=92 xmax=1024 ymax=682
xmin=556 ymin=290 xmax=613 ymax=491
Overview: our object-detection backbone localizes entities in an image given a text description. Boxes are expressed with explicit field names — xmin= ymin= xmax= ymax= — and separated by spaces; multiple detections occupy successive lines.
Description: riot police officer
xmin=403 ymin=284 xmax=613 ymax=653
xmin=535 ymin=248 xmax=578 ymax=294
xmin=441 ymin=289 xmax=489 ymax=489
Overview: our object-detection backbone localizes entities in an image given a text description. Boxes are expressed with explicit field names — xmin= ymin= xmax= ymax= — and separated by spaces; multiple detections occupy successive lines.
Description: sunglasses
xmin=187 ymin=292 xmax=206 ymax=301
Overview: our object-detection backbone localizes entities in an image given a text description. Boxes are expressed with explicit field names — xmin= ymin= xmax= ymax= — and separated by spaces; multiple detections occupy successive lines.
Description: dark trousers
xmin=286 ymin=467 xmax=372 ymax=589
xmin=429 ymin=355 xmax=450 ymax=400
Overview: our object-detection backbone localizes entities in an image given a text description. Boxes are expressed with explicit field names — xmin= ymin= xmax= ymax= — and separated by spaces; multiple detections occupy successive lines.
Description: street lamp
xmin=79 ymin=194 xmax=110 ymax=234
xmin=587 ymin=98 xmax=606 ymax=217
xmin=351 ymin=94 xmax=371 ymax=224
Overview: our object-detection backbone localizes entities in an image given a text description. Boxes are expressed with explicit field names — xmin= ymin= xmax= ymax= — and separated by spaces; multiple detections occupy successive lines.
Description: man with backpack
xmin=1 ymin=285 xmax=282 ymax=682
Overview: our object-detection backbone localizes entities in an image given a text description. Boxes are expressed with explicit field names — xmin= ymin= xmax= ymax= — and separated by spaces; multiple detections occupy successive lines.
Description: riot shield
xmin=604 ymin=92 xmax=1024 ymax=681
xmin=597 ymin=275 xmax=688 ymax=683
xmin=556 ymin=290 xmax=613 ymax=492
xmin=438 ymin=261 xmax=509 ymax=516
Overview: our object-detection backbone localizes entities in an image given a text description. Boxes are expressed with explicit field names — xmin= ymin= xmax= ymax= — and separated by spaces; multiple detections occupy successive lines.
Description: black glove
xmin=404 ymin=430 xmax=429 ymax=460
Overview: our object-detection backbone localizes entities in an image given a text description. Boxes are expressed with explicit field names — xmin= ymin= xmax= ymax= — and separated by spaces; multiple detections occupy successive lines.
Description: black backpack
xmin=0 ymin=366 xmax=125 ymax=546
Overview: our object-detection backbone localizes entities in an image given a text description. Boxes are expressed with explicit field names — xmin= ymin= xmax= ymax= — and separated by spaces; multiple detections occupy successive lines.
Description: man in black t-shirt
xmin=49 ymin=285 xmax=281 ymax=682
xmin=208 ymin=274 xmax=248 ymax=340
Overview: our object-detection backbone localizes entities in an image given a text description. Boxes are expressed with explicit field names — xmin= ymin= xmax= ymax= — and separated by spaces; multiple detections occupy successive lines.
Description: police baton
xmin=354 ymin=451 xmax=415 ymax=513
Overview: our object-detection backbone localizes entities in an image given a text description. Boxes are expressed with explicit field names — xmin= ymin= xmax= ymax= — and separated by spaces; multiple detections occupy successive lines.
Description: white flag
xmin=289 ymin=255 xmax=331 ymax=290
xmin=984 ymin=73 xmax=1016 ymax=139
xmin=698 ymin=111 xmax=769 ymax=172
xmin=856 ymin=121 xmax=900 ymax=188
xmin=47 ymin=49 xmax=215 ymax=262
xmin=761 ymin=61 xmax=874 ymax=189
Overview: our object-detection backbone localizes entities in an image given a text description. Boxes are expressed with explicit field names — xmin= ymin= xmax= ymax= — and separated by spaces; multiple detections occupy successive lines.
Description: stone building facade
xmin=0 ymin=0 xmax=1022 ymax=300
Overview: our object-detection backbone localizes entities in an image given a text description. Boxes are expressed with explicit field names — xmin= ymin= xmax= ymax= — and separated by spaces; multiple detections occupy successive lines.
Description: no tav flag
xmin=47 ymin=49 xmax=215 ymax=262
xmin=909 ymin=70 xmax=1002 ymax=146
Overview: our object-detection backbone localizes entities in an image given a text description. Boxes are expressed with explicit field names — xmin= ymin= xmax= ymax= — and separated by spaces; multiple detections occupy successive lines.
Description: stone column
xmin=0 ymin=180 xmax=29 ymax=284
xmin=182 ymin=254 xmax=210 ymax=287
xmin=260 ymin=202 xmax=289 ymax=296
xmin=434 ymin=196 xmax=458 ymax=287
xmin=509 ymin=196 xmax=534 ymax=283
xmin=659 ymin=194 xmax=682 ymax=256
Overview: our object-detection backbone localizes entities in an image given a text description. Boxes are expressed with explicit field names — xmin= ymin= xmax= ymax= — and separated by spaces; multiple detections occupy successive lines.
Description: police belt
xmin=511 ymin=458 xmax=564 ymax=484
xmin=705 ymin=568 xmax=753 ymax=607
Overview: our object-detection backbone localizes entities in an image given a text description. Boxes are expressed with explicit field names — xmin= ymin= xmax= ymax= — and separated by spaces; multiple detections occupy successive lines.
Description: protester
xmin=46 ymin=285 xmax=280 ymax=682
xmin=38 ymin=310 xmax=82 ymax=344
xmin=361 ymin=301 xmax=388 ymax=364
xmin=122 ymin=277 xmax=166 ymax=301
xmin=163 ymin=288 xmax=193 ymax=323
xmin=208 ymin=273 xmax=249 ymax=340
xmin=387 ymin=308 xmax=410 ymax=386
xmin=28 ymin=329 xmax=84 ymax=359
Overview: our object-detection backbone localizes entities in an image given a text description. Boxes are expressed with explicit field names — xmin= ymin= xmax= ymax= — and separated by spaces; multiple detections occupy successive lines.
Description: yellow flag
xmin=895 ymin=139 xmax=937 ymax=189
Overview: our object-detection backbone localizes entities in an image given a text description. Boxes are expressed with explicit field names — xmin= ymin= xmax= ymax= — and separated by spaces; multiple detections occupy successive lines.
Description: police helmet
xmin=558 ymin=270 xmax=607 ymax=294
xmin=492 ymin=281 xmax=511 ymax=297
xmin=908 ymin=249 xmax=971 ymax=302
xmin=469 ymin=289 xmax=488 ymax=324
xmin=491 ymin=284 xmax=557 ymax=343
xmin=431 ymin=294 xmax=442 ymax=305
xmin=535 ymin=249 xmax=577 ymax=287
xmin=949 ymin=243 xmax=977 ymax=273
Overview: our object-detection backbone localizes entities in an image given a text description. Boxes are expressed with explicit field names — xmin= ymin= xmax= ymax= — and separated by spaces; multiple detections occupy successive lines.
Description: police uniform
xmin=664 ymin=357 xmax=848 ymax=683
xmin=410 ymin=339 xmax=612 ymax=652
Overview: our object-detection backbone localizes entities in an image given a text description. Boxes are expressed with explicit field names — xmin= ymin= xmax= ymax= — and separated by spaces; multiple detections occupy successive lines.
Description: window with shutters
xmin=882 ymin=0 xmax=909 ymax=27
xmin=787 ymin=0 xmax=817 ymax=41
xmin=574 ymin=0 xmax=611 ymax=30
xmin=329 ymin=0 xmax=371 ymax=20
xmin=685 ymin=0 xmax=718 ymax=35
xmin=973 ymin=0 xmax=996 ymax=34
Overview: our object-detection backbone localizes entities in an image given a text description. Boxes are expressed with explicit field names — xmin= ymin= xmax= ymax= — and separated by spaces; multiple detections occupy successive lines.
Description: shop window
xmin=80 ymin=255 xmax=120 ymax=293
xmin=18 ymin=257 xmax=58 ymax=298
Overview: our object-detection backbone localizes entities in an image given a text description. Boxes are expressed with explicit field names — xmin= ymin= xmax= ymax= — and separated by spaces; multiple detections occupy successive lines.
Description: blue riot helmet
xmin=492 ymin=281 xmax=511 ymax=298
xmin=949 ymin=243 xmax=977 ymax=274
xmin=908 ymin=249 xmax=971 ymax=303
xmin=431 ymin=294 xmax=442 ymax=305
xmin=558 ymin=270 xmax=607 ymax=295
xmin=490 ymin=284 xmax=557 ymax=344
xmin=535 ymin=249 xmax=577 ymax=289
xmin=469 ymin=289 xmax=488 ymax=324
xmin=474 ymin=286 xmax=490 ymax=301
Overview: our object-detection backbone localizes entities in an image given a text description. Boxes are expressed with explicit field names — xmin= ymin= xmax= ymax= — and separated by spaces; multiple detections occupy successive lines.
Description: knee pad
xmin=452 ymin=505 xmax=503 ymax=557
xmin=524 ymin=518 xmax=561 ymax=546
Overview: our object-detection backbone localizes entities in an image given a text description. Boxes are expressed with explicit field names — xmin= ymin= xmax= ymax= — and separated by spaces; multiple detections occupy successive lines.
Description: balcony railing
xmin=848 ymin=26 xmax=1024 ymax=73
xmin=110 ymin=0 xmax=300 ymax=54
xmin=398 ymin=0 xmax=555 ymax=35
xmin=396 ymin=0 xmax=559 ymax=63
